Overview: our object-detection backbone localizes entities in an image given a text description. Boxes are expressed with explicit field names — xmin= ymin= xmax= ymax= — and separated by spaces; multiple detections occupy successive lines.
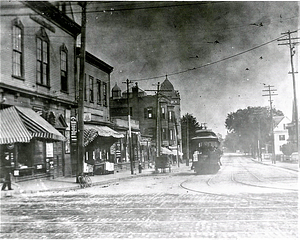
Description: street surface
xmin=1 ymin=154 xmax=298 ymax=239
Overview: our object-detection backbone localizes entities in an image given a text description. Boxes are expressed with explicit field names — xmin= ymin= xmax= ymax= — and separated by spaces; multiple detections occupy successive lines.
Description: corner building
xmin=0 ymin=1 xmax=80 ymax=180
xmin=110 ymin=76 xmax=183 ymax=166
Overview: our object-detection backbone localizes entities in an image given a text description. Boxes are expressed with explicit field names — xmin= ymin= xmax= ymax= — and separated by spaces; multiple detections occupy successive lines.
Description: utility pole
xmin=77 ymin=1 xmax=87 ymax=181
xmin=278 ymin=30 xmax=300 ymax=164
xmin=122 ymin=79 xmax=134 ymax=175
xmin=186 ymin=119 xmax=189 ymax=166
xmin=156 ymin=82 xmax=161 ymax=158
xmin=175 ymin=120 xmax=180 ymax=167
xmin=262 ymin=85 xmax=278 ymax=164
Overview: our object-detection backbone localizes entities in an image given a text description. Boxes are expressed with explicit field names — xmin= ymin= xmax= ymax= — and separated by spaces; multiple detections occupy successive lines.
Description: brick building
xmin=110 ymin=76 xmax=182 ymax=165
xmin=0 ymin=1 xmax=80 ymax=180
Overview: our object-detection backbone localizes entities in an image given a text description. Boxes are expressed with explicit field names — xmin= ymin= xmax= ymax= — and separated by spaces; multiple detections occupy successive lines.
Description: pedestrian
xmin=1 ymin=153 xmax=13 ymax=191
xmin=2 ymin=167 xmax=13 ymax=191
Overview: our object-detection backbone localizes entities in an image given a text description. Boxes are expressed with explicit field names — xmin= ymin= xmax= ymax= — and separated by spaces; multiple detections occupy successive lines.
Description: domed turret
xmin=160 ymin=75 xmax=174 ymax=92
xmin=112 ymin=82 xmax=121 ymax=99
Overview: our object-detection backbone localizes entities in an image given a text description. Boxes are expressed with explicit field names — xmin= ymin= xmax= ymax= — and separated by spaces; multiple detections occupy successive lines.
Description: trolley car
xmin=191 ymin=127 xmax=222 ymax=174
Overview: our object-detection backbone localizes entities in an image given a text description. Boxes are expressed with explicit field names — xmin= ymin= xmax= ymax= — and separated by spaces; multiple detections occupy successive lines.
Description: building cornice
xmin=0 ymin=83 xmax=78 ymax=107
xmin=76 ymin=48 xmax=114 ymax=74
xmin=23 ymin=1 xmax=81 ymax=38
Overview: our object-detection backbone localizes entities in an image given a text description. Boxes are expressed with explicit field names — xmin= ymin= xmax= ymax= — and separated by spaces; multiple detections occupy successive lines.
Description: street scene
xmin=0 ymin=1 xmax=299 ymax=239
xmin=1 ymin=154 xmax=298 ymax=239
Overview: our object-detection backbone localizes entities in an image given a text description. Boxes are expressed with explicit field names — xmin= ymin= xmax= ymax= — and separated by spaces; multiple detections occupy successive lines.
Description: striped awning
xmin=0 ymin=106 xmax=66 ymax=144
xmin=161 ymin=147 xmax=173 ymax=155
xmin=15 ymin=106 xmax=66 ymax=141
xmin=84 ymin=125 xmax=124 ymax=147
xmin=0 ymin=107 xmax=32 ymax=144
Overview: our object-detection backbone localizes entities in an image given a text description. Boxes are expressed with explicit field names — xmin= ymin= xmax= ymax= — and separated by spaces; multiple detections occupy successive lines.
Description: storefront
xmin=0 ymin=106 xmax=66 ymax=181
xmin=84 ymin=124 xmax=124 ymax=175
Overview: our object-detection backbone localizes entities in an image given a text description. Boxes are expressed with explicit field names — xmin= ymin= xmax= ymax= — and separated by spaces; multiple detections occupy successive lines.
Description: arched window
xmin=12 ymin=18 xmax=24 ymax=78
xmin=36 ymin=28 xmax=50 ymax=86
xmin=60 ymin=44 xmax=68 ymax=92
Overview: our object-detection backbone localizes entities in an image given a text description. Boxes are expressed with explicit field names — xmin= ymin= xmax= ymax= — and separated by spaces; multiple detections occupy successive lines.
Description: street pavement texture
xmin=0 ymin=154 xmax=298 ymax=239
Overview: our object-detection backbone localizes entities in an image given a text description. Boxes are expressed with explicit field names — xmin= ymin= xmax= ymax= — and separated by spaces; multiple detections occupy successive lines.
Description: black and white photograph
xmin=0 ymin=1 xmax=299 ymax=239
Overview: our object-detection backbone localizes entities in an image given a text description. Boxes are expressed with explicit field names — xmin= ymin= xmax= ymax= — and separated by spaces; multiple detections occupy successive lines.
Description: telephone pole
xmin=122 ymin=79 xmax=134 ymax=175
xmin=262 ymin=85 xmax=278 ymax=164
xmin=278 ymin=30 xmax=300 ymax=163
xmin=77 ymin=1 xmax=87 ymax=180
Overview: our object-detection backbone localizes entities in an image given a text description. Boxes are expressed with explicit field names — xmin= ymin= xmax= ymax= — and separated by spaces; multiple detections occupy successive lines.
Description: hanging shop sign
xmin=70 ymin=116 xmax=77 ymax=144
xmin=46 ymin=143 xmax=54 ymax=158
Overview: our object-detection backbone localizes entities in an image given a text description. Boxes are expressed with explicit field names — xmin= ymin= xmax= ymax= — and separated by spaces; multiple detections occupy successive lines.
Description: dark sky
xmin=73 ymin=1 xmax=299 ymax=136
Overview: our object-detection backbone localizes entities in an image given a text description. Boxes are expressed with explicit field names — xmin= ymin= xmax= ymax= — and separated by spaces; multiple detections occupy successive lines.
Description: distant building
xmin=273 ymin=116 xmax=290 ymax=156
xmin=110 ymin=76 xmax=182 ymax=164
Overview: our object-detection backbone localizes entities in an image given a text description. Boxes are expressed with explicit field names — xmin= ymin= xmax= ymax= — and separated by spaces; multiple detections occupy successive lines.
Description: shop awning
xmin=15 ymin=106 xmax=66 ymax=141
xmin=171 ymin=149 xmax=183 ymax=156
xmin=161 ymin=147 xmax=173 ymax=155
xmin=0 ymin=106 xmax=66 ymax=144
xmin=0 ymin=106 xmax=32 ymax=144
xmin=84 ymin=125 xmax=124 ymax=147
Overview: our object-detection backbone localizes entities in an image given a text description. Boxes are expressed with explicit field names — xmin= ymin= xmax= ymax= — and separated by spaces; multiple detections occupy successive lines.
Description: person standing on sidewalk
xmin=1 ymin=155 xmax=13 ymax=191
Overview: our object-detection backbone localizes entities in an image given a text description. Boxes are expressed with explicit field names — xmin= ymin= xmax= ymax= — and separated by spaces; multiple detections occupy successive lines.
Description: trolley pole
xmin=262 ymin=85 xmax=278 ymax=164
xmin=186 ymin=119 xmax=189 ymax=166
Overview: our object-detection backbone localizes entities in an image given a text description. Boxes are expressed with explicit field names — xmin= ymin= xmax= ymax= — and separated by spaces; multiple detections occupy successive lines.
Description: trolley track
xmin=179 ymin=155 xmax=298 ymax=200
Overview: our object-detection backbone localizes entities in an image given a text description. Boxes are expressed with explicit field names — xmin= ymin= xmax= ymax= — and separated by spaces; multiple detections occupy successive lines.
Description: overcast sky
xmin=73 ymin=1 xmax=299 ymax=137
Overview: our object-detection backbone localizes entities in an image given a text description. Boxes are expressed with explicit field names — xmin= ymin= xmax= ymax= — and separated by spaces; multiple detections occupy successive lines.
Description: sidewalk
xmin=251 ymin=157 xmax=299 ymax=172
xmin=1 ymin=164 xmax=190 ymax=198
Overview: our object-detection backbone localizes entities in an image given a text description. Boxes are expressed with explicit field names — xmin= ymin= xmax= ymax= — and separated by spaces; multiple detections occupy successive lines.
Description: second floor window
xmin=161 ymin=107 xmax=166 ymax=119
xmin=36 ymin=30 xmax=49 ymax=86
xmin=89 ymin=76 xmax=94 ymax=102
xmin=60 ymin=45 xmax=68 ymax=92
xmin=103 ymin=82 xmax=107 ymax=106
xmin=144 ymin=107 xmax=153 ymax=119
xmin=97 ymin=80 xmax=101 ymax=104
xmin=12 ymin=20 xmax=23 ymax=78
xmin=279 ymin=135 xmax=285 ymax=141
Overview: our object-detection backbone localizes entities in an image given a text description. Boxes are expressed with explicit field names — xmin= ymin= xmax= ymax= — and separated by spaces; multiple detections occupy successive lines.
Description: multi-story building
xmin=75 ymin=48 xmax=124 ymax=175
xmin=110 ymin=76 xmax=182 ymax=165
xmin=0 ymin=1 xmax=81 ymax=180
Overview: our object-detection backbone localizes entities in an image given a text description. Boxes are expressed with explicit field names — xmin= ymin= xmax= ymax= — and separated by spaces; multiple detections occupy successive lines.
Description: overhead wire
xmin=50 ymin=31 xmax=295 ymax=98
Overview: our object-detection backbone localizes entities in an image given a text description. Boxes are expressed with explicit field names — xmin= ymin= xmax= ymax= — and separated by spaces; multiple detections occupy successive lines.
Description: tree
xmin=281 ymin=142 xmax=297 ymax=156
xmin=181 ymin=113 xmax=199 ymax=160
xmin=225 ymin=106 xmax=283 ymax=155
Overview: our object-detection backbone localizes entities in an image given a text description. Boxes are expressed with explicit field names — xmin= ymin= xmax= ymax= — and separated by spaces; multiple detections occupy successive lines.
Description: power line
xmin=131 ymin=34 xmax=289 ymax=82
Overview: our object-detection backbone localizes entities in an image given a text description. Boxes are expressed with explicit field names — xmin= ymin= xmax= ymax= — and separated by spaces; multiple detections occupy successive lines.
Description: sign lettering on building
xmin=70 ymin=117 xmax=77 ymax=143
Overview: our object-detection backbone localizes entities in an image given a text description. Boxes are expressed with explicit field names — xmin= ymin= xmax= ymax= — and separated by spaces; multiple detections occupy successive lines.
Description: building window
xmin=12 ymin=19 xmax=23 ymax=78
xmin=144 ymin=107 xmax=153 ymax=119
xmin=169 ymin=129 xmax=174 ymax=140
xmin=162 ymin=128 xmax=167 ymax=140
xmin=89 ymin=76 xmax=94 ymax=102
xmin=103 ymin=82 xmax=107 ymax=106
xmin=161 ymin=107 xmax=166 ymax=119
xmin=279 ymin=135 xmax=285 ymax=141
xmin=97 ymin=80 xmax=101 ymax=105
xmin=168 ymin=111 xmax=174 ymax=122
xmin=36 ymin=28 xmax=49 ymax=86
xmin=60 ymin=44 xmax=68 ymax=92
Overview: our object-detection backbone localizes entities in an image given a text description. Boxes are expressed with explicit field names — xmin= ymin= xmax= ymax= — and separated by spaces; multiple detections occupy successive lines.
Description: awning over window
xmin=161 ymin=147 xmax=173 ymax=155
xmin=0 ymin=106 xmax=66 ymax=144
xmin=0 ymin=106 xmax=32 ymax=144
xmin=171 ymin=149 xmax=183 ymax=156
xmin=84 ymin=125 xmax=124 ymax=147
